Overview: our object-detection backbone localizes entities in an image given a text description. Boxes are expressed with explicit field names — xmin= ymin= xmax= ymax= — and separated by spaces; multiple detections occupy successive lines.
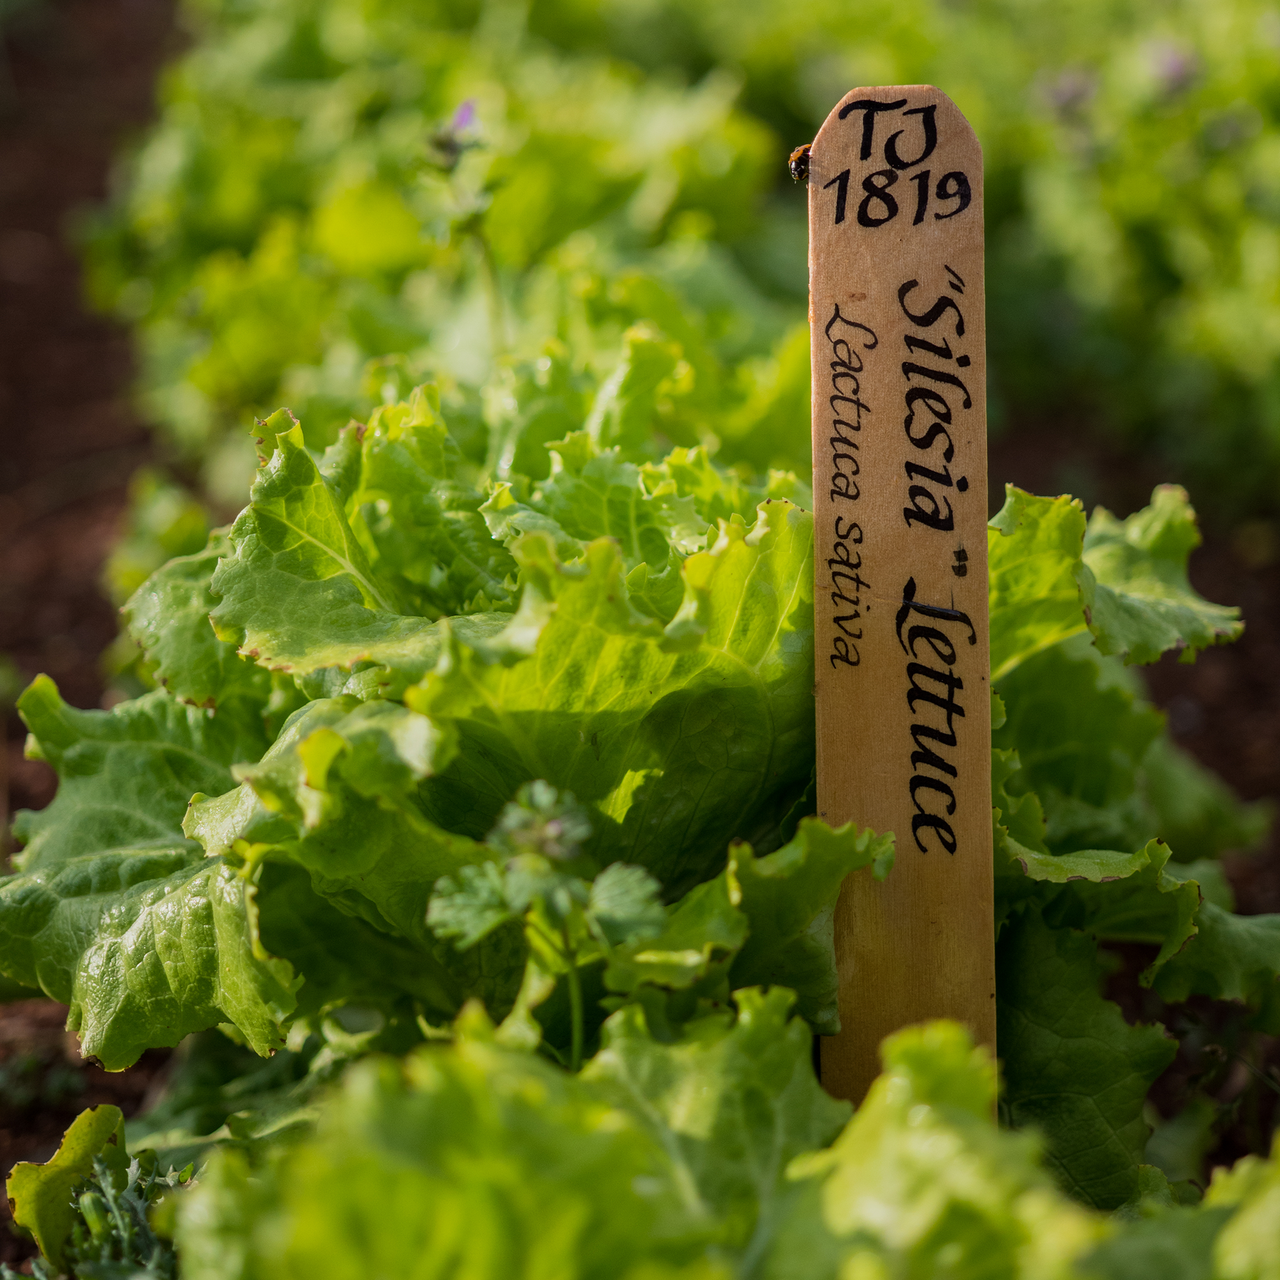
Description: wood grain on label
xmin=808 ymin=86 xmax=995 ymax=1102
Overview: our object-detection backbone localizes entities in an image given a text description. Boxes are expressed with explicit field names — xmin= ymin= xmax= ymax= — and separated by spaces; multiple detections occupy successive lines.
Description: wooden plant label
xmin=807 ymin=87 xmax=995 ymax=1102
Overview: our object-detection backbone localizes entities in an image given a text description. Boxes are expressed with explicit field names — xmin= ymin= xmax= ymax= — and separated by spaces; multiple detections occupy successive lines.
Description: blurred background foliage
xmin=81 ymin=0 xmax=1280 ymax=594
xmin=84 ymin=0 xmax=803 ymax=529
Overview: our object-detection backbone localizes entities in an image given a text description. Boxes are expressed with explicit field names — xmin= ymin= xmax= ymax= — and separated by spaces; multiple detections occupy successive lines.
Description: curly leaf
xmin=11 ymin=679 xmax=267 ymax=872
xmin=1154 ymin=903 xmax=1280 ymax=1032
xmin=3 ymin=682 xmax=297 ymax=1068
xmin=1043 ymin=839 xmax=1203 ymax=983
xmin=998 ymin=908 xmax=1176 ymax=1209
xmin=727 ymin=817 xmax=894 ymax=1035
xmin=1081 ymin=486 xmax=1243 ymax=665
xmin=210 ymin=420 xmax=504 ymax=688
xmin=409 ymin=501 xmax=814 ymax=895
xmin=988 ymin=487 xmax=1090 ymax=682
xmin=586 ymin=987 xmax=850 ymax=1256
xmin=345 ymin=389 xmax=518 ymax=616
xmin=537 ymin=440 xmax=705 ymax=566
xmin=479 ymin=481 xmax=584 ymax=562
xmin=3 ymin=680 xmax=426 ymax=1065
xmin=772 ymin=1021 xmax=1102 ymax=1280
xmin=642 ymin=444 xmax=807 ymax=529
xmin=0 ymin=848 xmax=298 ymax=1069
xmin=988 ymin=486 xmax=1242 ymax=678
xmin=189 ymin=698 xmax=477 ymax=945
xmin=123 ymin=530 xmax=269 ymax=709
xmin=604 ymin=871 xmax=748 ymax=998
xmin=187 ymin=697 xmax=518 ymax=1019
xmin=6 ymin=1105 xmax=126 ymax=1268
xmin=175 ymin=1023 xmax=717 ymax=1280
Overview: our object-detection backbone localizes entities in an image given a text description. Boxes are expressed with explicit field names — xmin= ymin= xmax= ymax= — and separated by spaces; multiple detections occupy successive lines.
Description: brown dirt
xmin=1 ymin=0 xmax=178 ymax=831
xmin=0 ymin=0 xmax=178 ymax=1264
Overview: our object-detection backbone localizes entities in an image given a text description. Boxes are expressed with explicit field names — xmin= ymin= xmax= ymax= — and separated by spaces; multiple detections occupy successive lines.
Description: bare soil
xmin=0 ymin=0 xmax=177 ymax=1263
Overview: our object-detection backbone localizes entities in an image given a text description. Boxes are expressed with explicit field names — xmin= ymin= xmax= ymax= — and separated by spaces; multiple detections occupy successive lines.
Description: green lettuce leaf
xmin=603 ymin=869 xmax=748 ymax=1004
xmin=997 ymin=908 xmax=1176 ymax=1209
xmin=993 ymin=756 xmax=1201 ymax=985
xmin=1154 ymin=902 xmax=1280 ymax=1032
xmin=122 ymin=529 xmax=269 ymax=710
xmin=343 ymin=388 xmax=519 ymax=617
xmin=482 ymin=346 xmax=589 ymax=483
xmin=479 ymin=481 xmax=586 ymax=565
xmin=988 ymin=487 xmax=1091 ymax=682
xmin=586 ymin=987 xmax=851 ymax=1262
xmin=768 ymin=1021 xmax=1103 ymax=1280
xmin=2 ymin=681 xmax=299 ymax=1068
xmin=1081 ymin=486 xmax=1243 ymax=665
xmin=991 ymin=630 xmax=1268 ymax=1001
xmin=410 ymin=499 xmax=814 ymax=895
xmin=594 ymin=814 xmax=891 ymax=1037
xmin=254 ymin=861 xmax=466 ymax=1022
xmin=994 ymin=638 xmax=1164 ymax=855
xmin=0 ymin=844 xmax=298 ymax=1071
xmin=3 ymin=679 xmax=443 ymax=1067
xmin=175 ymin=1012 xmax=721 ymax=1280
xmin=1041 ymin=839 xmax=1203 ymax=983
xmin=988 ymin=486 xmax=1243 ymax=680
xmin=121 ymin=1026 xmax=332 ymax=1173
xmin=1078 ymin=1202 xmax=1232 ymax=1280
xmin=6 ymin=1104 xmax=126 ymax=1269
xmin=209 ymin=417 xmax=502 ymax=690
xmin=727 ymin=818 xmax=894 ymax=1035
xmin=187 ymin=696 xmax=473 ymax=945
xmin=993 ymin=745 xmax=1059 ymax=930
xmin=186 ymin=696 xmax=521 ymax=1020
xmin=641 ymin=444 xmax=812 ymax=528
xmin=535 ymin=436 xmax=705 ymax=567
xmin=1141 ymin=735 xmax=1272 ymax=862
xmin=11 ymin=678 xmax=266 ymax=871
xmin=1205 ymin=1138 xmax=1280 ymax=1280
xmin=583 ymin=324 xmax=683 ymax=454
xmin=207 ymin=398 xmax=797 ymax=709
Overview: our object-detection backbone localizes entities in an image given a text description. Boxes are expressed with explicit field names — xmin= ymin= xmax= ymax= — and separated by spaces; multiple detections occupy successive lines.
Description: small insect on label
xmin=807 ymin=87 xmax=995 ymax=1104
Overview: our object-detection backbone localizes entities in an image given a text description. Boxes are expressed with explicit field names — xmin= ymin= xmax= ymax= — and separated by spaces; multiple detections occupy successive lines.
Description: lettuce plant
xmin=3 ymin=351 xmax=1276 ymax=1241
xmin=10 ymin=1018 xmax=1280 ymax=1279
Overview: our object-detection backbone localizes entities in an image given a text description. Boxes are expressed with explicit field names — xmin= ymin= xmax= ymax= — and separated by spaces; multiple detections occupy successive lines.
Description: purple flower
xmin=450 ymin=99 xmax=477 ymax=133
